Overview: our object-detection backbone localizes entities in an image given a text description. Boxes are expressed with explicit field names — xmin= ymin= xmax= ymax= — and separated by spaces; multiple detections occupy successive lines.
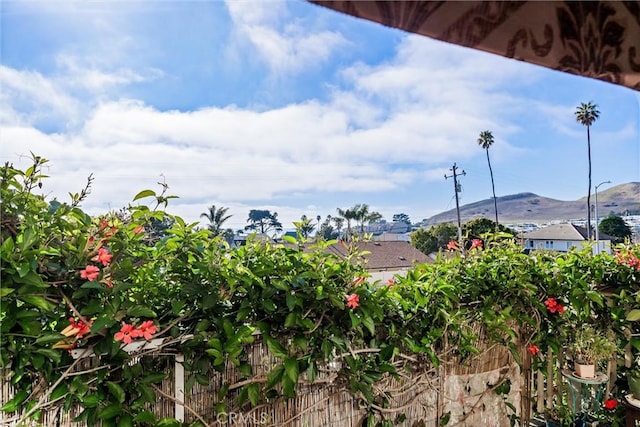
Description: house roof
xmin=325 ymin=241 xmax=432 ymax=271
xmin=523 ymin=223 xmax=614 ymax=241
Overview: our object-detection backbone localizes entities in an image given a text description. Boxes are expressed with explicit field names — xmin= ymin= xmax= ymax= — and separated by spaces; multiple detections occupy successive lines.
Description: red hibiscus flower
xmin=387 ymin=278 xmax=395 ymax=287
xmin=133 ymin=225 xmax=145 ymax=234
xmin=114 ymin=323 xmax=142 ymax=344
xmin=80 ymin=265 xmax=100 ymax=281
xmin=446 ymin=240 xmax=459 ymax=251
xmin=470 ymin=239 xmax=483 ymax=249
xmin=544 ymin=297 xmax=564 ymax=314
xmin=92 ymin=247 xmax=113 ymax=266
xmin=604 ymin=399 xmax=617 ymax=410
xmin=353 ymin=276 xmax=365 ymax=286
xmin=528 ymin=345 xmax=539 ymax=356
xmin=346 ymin=294 xmax=359 ymax=309
xmin=137 ymin=320 xmax=157 ymax=340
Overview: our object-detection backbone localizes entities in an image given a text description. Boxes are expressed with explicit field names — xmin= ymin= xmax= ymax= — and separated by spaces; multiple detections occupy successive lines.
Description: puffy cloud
xmin=225 ymin=0 xmax=346 ymax=74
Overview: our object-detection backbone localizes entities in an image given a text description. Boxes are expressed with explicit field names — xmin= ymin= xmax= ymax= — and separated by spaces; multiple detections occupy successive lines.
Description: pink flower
xmin=346 ymin=294 xmax=359 ymax=309
xmin=133 ymin=225 xmax=145 ymax=234
xmin=80 ymin=265 xmax=100 ymax=281
xmin=92 ymin=247 xmax=112 ymax=266
xmin=387 ymin=278 xmax=395 ymax=287
xmin=446 ymin=240 xmax=458 ymax=251
xmin=137 ymin=320 xmax=157 ymax=340
xmin=470 ymin=239 xmax=483 ymax=249
xmin=528 ymin=345 xmax=539 ymax=356
xmin=604 ymin=399 xmax=617 ymax=410
xmin=114 ymin=323 xmax=142 ymax=344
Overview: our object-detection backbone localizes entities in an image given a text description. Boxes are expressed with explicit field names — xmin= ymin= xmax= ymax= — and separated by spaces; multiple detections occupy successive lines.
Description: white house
xmin=522 ymin=223 xmax=613 ymax=254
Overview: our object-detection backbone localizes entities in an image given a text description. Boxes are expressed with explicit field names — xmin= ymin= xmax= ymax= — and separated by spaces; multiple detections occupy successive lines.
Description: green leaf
xmin=133 ymin=410 xmax=156 ymax=423
xmin=265 ymin=336 xmax=288 ymax=359
xmin=627 ymin=309 xmax=640 ymax=322
xmin=362 ymin=315 xmax=375 ymax=335
xmin=282 ymin=235 xmax=297 ymax=245
xmin=34 ymin=349 xmax=61 ymax=364
xmin=18 ymin=295 xmax=56 ymax=311
xmin=155 ymin=418 xmax=182 ymax=427
xmin=284 ymin=357 xmax=299 ymax=384
xmin=14 ymin=271 xmax=48 ymax=288
xmin=1 ymin=390 xmax=28 ymax=412
xmin=247 ymin=383 xmax=260 ymax=406
xmin=585 ymin=290 xmax=603 ymax=306
xmin=266 ymin=364 xmax=285 ymax=389
xmin=0 ymin=287 xmax=14 ymax=297
xmin=118 ymin=413 xmax=134 ymax=427
xmin=133 ymin=189 xmax=156 ymax=201
xmin=282 ymin=376 xmax=295 ymax=398
xmin=35 ymin=333 xmax=65 ymax=345
xmin=81 ymin=281 xmax=107 ymax=290
xmin=262 ymin=299 xmax=276 ymax=312
xmin=50 ymin=384 xmax=68 ymax=401
xmin=126 ymin=305 xmax=157 ymax=318
xmin=91 ymin=316 xmax=116 ymax=334
xmin=349 ymin=310 xmax=361 ymax=328
xmin=106 ymin=381 xmax=126 ymax=403
xmin=97 ymin=402 xmax=122 ymax=420
xmin=82 ymin=394 xmax=102 ymax=408
xmin=140 ymin=372 xmax=166 ymax=384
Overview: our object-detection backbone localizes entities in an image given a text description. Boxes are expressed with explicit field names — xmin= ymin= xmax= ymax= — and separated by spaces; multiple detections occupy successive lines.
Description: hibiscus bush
xmin=2 ymin=155 xmax=640 ymax=426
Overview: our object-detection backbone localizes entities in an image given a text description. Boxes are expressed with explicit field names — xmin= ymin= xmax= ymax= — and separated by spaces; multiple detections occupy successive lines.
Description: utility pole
xmin=445 ymin=163 xmax=466 ymax=251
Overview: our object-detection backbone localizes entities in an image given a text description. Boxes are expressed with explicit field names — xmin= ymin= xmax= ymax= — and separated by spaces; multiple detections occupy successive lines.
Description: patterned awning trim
xmin=310 ymin=1 xmax=640 ymax=91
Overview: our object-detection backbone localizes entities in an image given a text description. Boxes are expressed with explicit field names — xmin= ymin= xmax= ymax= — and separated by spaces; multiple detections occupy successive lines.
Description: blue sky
xmin=2 ymin=0 xmax=639 ymax=231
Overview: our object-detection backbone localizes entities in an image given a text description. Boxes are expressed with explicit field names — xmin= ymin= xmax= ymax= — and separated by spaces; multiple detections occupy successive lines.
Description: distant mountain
xmin=424 ymin=182 xmax=640 ymax=226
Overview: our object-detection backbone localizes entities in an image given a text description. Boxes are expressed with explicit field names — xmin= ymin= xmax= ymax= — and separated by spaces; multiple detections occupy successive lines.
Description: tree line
xmin=198 ymin=204 xmax=412 ymax=241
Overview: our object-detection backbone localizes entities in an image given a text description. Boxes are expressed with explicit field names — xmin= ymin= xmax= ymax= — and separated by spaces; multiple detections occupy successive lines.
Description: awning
xmin=310 ymin=1 xmax=640 ymax=91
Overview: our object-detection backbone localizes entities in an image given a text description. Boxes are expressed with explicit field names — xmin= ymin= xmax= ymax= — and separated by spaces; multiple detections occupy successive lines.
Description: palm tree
xmin=200 ymin=205 xmax=232 ymax=237
xmin=331 ymin=216 xmax=344 ymax=235
xmin=336 ymin=207 xmax=357 ymax=240
xmin=477 ymin=130 xmax=499 ymax=228
xmin=575 ymin=102 xmax=600 ymax=240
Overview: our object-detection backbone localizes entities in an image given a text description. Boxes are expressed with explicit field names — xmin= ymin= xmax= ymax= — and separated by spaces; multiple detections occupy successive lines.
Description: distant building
xmin=375 ymin=232 xmax=410 ymax=242
xmin=325 ymin=240 xmax=432 ymax=282
xmin=522 ymin=223 xmax=613 ymax=253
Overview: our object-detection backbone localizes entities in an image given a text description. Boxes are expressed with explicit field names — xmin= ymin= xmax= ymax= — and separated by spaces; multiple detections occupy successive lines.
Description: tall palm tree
xmin=200 ymin=205 xmax=232 ymax=237
xmin=575 ymin=102 xmax=600 ymax=240
xmin=336 ymin=207 xmax=357 ymax=239
xmin=331 ymin=216 xmax=344 ymax=235
xmin=477 ymin=130 xmax=499 ymax=228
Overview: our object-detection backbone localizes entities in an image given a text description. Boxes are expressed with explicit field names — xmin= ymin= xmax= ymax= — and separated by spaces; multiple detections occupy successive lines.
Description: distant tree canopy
xmin=599 ymin=215 xmax=632 ymax=244
xmin=463 ymin=218 xmax=514 ymax=240
xmin=411 ymin=218 xmax=515 ymax=255
xmin=245 ymin=210 xmax=283 ymax=234
xmin=411 ymin=223 xmax=458 ymax=255
xmin=293 ymin=215 xmax=316 ymax=239
xmin=392 ymin=213 xmax=411 ymax=225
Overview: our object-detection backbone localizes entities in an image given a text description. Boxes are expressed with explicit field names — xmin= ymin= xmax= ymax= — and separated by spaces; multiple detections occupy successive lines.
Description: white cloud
xmin=1 ymin=28 xmax=557 ymax=229
xmin=225 ymin=0 xmax=347 ymax=74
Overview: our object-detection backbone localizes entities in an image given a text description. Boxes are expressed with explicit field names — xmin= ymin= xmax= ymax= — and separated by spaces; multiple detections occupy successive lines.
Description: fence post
xmin=175 ymin=354 xmax=185 ymax=422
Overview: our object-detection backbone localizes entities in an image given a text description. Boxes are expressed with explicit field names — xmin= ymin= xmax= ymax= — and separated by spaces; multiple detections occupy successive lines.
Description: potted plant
xmin=567 ymin=323 xmax=617 ymax=378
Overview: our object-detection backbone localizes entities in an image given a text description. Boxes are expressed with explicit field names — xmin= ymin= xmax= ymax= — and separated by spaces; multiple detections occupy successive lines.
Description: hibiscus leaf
xmin=18 ymin=295 xmax=56 ymax=311
xmin=127 ymin=306 xmax=157 ymax=318
xmin=91 ymin=316 xmax=115 ymax=334
xmin=106 ymin=381 xmax=126 ymax=403
xmin=132 ymin=190 xmax=156 ymax=201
